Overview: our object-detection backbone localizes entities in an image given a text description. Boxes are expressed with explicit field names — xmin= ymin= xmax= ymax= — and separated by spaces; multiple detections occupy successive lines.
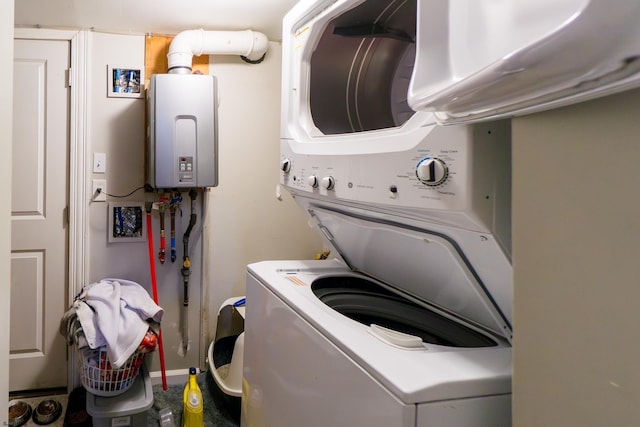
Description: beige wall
xmin=513 ymin=89 xmax=640 ymax=426
xmin=83 ymin=32 xmax=202 ymax=371
xmin=204 ymin=45 xmax=323 ymax=326
xmin=1 ymin=1 xmax=13 ymax=420
xmin=85 ymin=32 xmax=321 ymax=375
xmin=0 ymin=27 xmax=320 ymax=393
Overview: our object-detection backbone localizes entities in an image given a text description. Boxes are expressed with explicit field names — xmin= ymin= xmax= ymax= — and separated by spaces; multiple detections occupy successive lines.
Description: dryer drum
xmin=312 ymin=276 xmax=497 ymax=348
xmin=309 ymin=0 xmax=417 ymax=134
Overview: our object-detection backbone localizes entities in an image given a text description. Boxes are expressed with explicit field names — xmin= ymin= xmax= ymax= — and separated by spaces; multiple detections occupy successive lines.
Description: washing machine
xmin=242 ymin=118 xmax=513 ymax=426
xmin=242 ymin=0 xmax=514 ymax=426
xmin=242 ymin=0 xmax=640 ymax=425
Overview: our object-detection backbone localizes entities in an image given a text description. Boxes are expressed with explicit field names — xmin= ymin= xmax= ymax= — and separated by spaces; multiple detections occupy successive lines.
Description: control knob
xmin=416 ymin=157 xmax=448 ymax=186
xmin=307 ymin=175 xmax=319 ymax=188
xmin=320 ymin=176 xmax=335 ymax=190
xmin=280 ymin=158 xmax=291 ymax=173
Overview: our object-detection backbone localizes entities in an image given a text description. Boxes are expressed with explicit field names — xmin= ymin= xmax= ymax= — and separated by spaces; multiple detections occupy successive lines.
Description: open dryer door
xmin=407 ymin=0 xmax=640 ymax=124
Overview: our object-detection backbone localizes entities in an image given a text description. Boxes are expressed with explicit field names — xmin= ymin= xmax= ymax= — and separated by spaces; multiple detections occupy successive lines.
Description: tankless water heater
xmin=147 ymin=74 xmax=218 ymax=189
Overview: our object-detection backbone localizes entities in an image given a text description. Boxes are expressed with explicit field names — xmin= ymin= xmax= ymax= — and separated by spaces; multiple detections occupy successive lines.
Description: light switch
xmin=93 ymin=153 xmax=106 ymax=173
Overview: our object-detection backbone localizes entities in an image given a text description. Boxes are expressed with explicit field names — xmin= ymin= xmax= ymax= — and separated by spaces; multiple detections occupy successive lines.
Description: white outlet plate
xmin=92 ymin=179 xmax=106 ymax=202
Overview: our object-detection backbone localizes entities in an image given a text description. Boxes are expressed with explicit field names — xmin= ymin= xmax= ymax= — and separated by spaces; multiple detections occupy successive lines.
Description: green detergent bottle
xmin=183 ymin=367 xmax=203 ymax=427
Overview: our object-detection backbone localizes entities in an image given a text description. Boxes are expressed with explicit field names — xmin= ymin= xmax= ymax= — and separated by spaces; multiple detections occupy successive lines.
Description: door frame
xmin=14 ymin=28 xmax=88 ymax=390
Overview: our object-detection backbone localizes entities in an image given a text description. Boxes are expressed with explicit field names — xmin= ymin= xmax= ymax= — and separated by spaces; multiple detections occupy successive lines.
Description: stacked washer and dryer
xmin=241 ymin=0 xmax=640 ymax=426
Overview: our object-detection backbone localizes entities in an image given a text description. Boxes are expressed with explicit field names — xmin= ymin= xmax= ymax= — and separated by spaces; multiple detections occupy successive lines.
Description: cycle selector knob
xmin=320 ymin=176 xmax=335 ymax=190
xmin=280 ymin=158 xmax=291 ymax=173
xmin=416 ymin=157 xmax=448 ymax=186
xmin=307 ymin=175 xmax=319 ymax=188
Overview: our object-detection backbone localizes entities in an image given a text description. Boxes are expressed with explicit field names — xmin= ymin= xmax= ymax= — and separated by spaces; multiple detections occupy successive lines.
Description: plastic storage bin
xmin=87 ymin=364 xmax=153 ymax=427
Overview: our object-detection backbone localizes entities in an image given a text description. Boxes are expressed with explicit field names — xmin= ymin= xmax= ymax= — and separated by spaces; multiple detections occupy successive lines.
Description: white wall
xmin=512 ymin=88 xmax=640 ymax=426
xmin=204 ymin=44 xmax=322 ymax=333
xmin=1 ymin=0 xmax=14 ymax=420
xmin=84 ymin=32 xmax=206 ymax=373
xmin=84 ymin=32 xmax=321 ymax=375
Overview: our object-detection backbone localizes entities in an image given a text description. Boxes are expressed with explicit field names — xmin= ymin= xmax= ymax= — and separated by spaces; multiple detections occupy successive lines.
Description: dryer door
xmin=408 ymin=0 xmax=640 ymax=124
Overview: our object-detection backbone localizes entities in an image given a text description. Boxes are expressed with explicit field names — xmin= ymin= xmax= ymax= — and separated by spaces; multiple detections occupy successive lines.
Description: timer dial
xmin=280 ymin=158 xmax=291 ymax=173
xmin=416 ymin=157 xmax=448 ymax=186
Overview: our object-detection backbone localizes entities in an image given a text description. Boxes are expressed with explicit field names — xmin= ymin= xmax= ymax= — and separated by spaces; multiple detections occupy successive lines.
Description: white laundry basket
xmin=77 ymin=346 xmax=146 ymax=397
xmin=76 ymin=328 xmax=157 ymax=397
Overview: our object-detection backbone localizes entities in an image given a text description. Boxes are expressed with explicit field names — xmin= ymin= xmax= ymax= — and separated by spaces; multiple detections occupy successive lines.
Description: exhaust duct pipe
xmin=167 ymin=29 xmax=269 ymax=74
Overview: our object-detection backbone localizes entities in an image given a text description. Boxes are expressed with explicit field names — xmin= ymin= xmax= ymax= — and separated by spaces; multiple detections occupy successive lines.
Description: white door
xmin=10 ymin=39 xmax=70 ymax=391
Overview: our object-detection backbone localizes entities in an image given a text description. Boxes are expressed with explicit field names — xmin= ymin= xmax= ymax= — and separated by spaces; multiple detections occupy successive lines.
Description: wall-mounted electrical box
xmin=108 ymin=202 xmax=145 ymax=243
xmin=147 ymin=74 xmax=218 ymax=189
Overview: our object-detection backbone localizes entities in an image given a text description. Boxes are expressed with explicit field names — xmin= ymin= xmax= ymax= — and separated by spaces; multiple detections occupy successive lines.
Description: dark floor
xmin=53 ymin=371 xmax=239 ymax=427
xmin=146 ymin=371 xmax=240 ymax=427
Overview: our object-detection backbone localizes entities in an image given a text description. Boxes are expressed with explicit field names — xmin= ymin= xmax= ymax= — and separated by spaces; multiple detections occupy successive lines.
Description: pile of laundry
xmin=60 ymin=278 xmax=163 ymax=394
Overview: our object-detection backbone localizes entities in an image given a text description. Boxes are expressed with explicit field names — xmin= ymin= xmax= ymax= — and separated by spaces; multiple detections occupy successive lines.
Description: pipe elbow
xmin=167 ymin=29 xmax=204 ymax=73
xmin=171 ymin=29 xmax=205 ymax=54
xmin=167 ymin=29 xmax=269 ymax=73
xmin=242 ymin=30 xmax=269 ymax=62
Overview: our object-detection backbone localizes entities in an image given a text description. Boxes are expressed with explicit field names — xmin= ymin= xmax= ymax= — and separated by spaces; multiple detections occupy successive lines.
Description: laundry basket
xmin=77 ymin=346 xmax=147 ymax=397
xmin=76 ymin=329 xmax=157 ymax=397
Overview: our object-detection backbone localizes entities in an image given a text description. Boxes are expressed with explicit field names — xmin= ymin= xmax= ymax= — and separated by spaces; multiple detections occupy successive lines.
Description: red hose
xmin=147 ymin=211 xmax=168 ymax=391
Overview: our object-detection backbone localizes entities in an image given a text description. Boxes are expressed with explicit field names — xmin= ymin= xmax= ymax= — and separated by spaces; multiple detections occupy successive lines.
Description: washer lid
xmin=310 ymin=206 xmax=512 ymax=341
xmin=407 ymin=0 xmax=640 ymax=124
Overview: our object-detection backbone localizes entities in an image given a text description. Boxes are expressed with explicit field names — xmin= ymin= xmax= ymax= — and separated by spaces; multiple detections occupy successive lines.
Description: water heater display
xmin=147 ymin=74 xmax=218 ymax=188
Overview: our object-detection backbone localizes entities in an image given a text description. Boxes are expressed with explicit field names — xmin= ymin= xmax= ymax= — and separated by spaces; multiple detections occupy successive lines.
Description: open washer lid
xmin=309 ymin=205 xmax=513 ymax=342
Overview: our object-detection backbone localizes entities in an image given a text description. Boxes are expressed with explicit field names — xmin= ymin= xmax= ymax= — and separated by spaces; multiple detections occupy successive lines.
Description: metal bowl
xmin=32 ymin=399 xmax=62 ymax=425
xmin=8 ymin=400 xmax=32 ymax=427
